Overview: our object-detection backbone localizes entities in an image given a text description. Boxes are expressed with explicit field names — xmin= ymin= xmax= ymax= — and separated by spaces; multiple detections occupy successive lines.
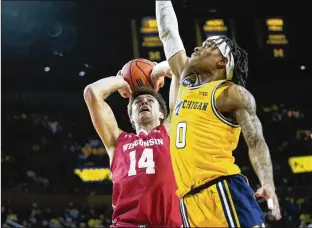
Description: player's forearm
xmin=155 ymin=0 xmax=185 ymax=60
xmin=234 ymin=85 xmax=276 ymax=188
xmin=156 ymin=0 xmax=178 ymax=34
xmin=155 ymin=61 xmax=173 ymax=79
xmin=239 ymin=112 xmax=276 ymax=188
xmin=84 ymin=76 xmax=125 ymax=100
xmin=248 ymin=140 xmax=275 ymax=188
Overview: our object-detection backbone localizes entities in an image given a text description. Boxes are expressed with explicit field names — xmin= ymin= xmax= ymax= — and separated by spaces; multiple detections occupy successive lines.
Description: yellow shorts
xmin=179 ymin=175 xmax=265 ymax=227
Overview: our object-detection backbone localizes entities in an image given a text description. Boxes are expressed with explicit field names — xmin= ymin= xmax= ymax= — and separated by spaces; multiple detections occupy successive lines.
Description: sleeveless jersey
xmin=110 ymin=125 xmax=181 ymax=227
xmin=170 ymin=79 xmax=242 ymax=198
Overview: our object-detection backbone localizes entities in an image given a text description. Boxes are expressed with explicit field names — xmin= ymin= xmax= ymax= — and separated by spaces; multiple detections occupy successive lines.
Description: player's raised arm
xmin=156 ymin=0 xmax=188 ymax=77
xmin=83 ymin=75 xmax=132 ymax=158
xmin=150 ymin=61 xmax=177 ymax=133
xmin=226 ymin=84 xmax=281 ymax=220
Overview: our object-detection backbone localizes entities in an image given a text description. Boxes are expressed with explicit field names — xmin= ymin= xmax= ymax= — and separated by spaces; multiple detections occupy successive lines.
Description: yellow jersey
xmin=170 ymin=79 xmax=241 ymax=198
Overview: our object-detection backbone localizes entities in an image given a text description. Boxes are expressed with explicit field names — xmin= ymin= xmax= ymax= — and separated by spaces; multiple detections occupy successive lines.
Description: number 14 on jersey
xmin=128 ymin=148 xmax=156 ymax=176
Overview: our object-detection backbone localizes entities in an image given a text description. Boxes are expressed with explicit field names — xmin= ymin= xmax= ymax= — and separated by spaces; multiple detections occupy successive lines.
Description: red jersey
xmin=110 ymin=125 xmax=181 ymax=227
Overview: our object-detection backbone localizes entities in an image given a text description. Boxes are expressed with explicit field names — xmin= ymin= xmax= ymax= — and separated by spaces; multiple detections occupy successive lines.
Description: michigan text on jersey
xmin=175 ymin=100 xmax=209 ymax=116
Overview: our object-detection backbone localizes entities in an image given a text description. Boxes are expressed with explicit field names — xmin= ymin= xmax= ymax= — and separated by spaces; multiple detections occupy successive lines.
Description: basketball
xmin=120 ymin=58 xmax=156 ymax=91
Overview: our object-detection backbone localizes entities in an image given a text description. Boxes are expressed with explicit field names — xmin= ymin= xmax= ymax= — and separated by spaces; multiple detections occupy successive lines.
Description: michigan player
xmin=156 ymin=1 xmax=281 ymax=227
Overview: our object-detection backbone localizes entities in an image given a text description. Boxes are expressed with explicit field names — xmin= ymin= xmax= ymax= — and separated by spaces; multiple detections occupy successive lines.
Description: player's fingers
xmin=122 ymin=92 xmax=131 ymax=99
xmin=125 ymin=88 xmax=132 ymax=97
xmin=155 ymin=82 xmax=160 ymax=92
xmin=150 ymin=73 xmax=158 ymax=87
xmin=254 ymin=188 xmax=264 ymax=198
xmin=159 ymin=81 xmax=165 ymax=88
xmin=118 ymin=88 xmax=131 ymax=99
xmin=272 ymin=195 xmax=282 ymax=220
xmin=158 ymin=79 xmax=165 ymax=88
xmin=264 ymin=188 xmax=274 ymax=200
xmin=124 ymin=82 xmax=133 ymax=93
xmin=119 ymin=92 xmax=127 ymax=98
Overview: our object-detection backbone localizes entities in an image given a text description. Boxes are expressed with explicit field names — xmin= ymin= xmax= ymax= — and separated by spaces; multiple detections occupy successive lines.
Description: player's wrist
xmin=260 ymin=179 xmax=275 ymax=190
xmin=152 ymin=61 xmax=172 ymax=79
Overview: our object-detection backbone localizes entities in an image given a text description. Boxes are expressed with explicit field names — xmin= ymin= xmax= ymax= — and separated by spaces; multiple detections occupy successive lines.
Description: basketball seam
xmin=135 ymin=61 xmax=154 ymax=88
xmin=136 ymin=59 xmax=155 ymax=68
xmin=129 ymin=61 xmax=136 ymax=89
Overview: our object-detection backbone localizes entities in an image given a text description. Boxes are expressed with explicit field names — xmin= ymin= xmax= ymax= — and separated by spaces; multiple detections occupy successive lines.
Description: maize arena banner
xmin=288 ymin=155 xmax=312 ymax=174
xmin=256 ymin=17 xmax=290 ymax=60
xmin=132 ymin=17 xmax=165 ymax=62
xmin=195 ymin=18 xmax=236 ymax=46
xmin=74 ymin=167 xmax=112 ymax=182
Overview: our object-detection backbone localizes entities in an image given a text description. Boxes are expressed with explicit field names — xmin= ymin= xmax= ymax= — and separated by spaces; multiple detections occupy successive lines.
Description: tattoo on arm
xmin=234 ymin=86 xmax=275 ymax=187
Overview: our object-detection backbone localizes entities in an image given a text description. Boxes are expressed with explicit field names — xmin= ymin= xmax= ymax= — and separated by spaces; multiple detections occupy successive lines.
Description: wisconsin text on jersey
xmin=175 ymin=99 xmax=208 ymax=116
xmin=122 ymin=138 xmax=164 ymax=151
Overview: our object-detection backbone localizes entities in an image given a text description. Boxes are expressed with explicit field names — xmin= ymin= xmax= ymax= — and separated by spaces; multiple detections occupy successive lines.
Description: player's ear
xmin=159 ymin=112 xmax=164 ymax=120
xmin=129 ymin=117 xmax=136 ymax=129
xmin=217 ymin=56 xmax=227 ymax=69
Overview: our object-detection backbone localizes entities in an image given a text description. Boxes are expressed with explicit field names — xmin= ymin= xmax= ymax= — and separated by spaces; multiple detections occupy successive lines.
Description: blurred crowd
xmin=2 ymin=100 xmax=312 ymax=227
xmin=2 ymin=202 xmax=112 ymax=228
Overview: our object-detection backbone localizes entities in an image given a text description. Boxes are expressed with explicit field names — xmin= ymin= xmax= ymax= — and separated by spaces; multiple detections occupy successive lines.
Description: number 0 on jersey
xmin=176 ymin=122 xmax=187 ymax=148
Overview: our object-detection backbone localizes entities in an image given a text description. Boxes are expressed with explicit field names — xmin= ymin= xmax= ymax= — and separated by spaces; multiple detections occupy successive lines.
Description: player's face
xmin=131 ymin=94 xmax=164 ymax=125
xmin=189 ymin=40 xmax=224 ymax=73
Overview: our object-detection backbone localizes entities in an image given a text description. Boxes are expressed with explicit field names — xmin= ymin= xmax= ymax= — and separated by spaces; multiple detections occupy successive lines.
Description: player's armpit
xmin=231 ymin=85 xmax=275 ymax=187
xmin=163 ymin=71 xmax=179 ymax=134
xmin=84 ymin=83 xmax=122 ymax=157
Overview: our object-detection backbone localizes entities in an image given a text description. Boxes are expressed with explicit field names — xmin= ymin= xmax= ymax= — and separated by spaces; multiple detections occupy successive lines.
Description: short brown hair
xmin=127 ymin=87 xmax=168 ymax=129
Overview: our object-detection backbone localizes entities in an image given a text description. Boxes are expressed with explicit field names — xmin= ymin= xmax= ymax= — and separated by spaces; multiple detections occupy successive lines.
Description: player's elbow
xmin=83 ymin=85 xmax=98 ymax=104
xmin=247 ymin=136 xmax=268 ymax=154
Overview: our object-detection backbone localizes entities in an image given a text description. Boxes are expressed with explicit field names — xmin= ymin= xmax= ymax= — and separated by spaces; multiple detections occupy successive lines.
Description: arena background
xmin=1 ymin=0 xmax=311 ymax=227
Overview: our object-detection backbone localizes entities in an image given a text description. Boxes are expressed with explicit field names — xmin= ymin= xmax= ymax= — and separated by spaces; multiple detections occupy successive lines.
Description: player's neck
xmin=198 ymin=71 xmax=225 ymax=84
xmin=135 ymin=122 xmax=159 ymax=135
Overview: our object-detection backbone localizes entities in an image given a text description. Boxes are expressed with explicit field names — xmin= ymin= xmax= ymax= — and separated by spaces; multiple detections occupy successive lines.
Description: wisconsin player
xmin=156 ymin=1 xmax=281 ymax=227
xmin=83 ymin=61 xmax=182 ymax=227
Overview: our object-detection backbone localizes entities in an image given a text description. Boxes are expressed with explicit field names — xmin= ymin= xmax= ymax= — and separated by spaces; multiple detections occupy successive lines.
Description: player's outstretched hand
xmin=150 ymin=61 xmax=172 ymax=92
xmin=116 ymin=71 xmax=132 ymax=99
xmin=255 ymin=184 xmax=281 ymax=221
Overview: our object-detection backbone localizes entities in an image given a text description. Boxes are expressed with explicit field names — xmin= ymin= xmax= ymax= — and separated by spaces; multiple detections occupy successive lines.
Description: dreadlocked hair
xmin=214 ymin=36 xmax=249 ymax=87
xmin=127 ymin=87 xmax=168 ymax=130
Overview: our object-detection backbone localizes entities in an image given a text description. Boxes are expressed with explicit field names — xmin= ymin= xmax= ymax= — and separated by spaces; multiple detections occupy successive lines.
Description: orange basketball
xmin=120 ymin=58 xmax=156 ymax=91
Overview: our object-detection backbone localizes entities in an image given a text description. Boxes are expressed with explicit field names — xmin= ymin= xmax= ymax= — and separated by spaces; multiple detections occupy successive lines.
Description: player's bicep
xmin=168 ymin=51 xmax=189 ymax=78
xmin=84 ymin=89 xmax=121 ymax=154
xmin=233 ymin=85 xmax=266 ymax=149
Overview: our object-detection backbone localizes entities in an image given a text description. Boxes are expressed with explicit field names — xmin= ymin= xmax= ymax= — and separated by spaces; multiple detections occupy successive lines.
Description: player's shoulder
xmin=227 ymin=83 xmax=250 ymax=95
xmin=225 ymin=84 xmax=256 ymax=110
xmin=152 ymin=124 xmax=168 ymax=136
xmin=116 ymin=131 xmax=136 ymax=142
